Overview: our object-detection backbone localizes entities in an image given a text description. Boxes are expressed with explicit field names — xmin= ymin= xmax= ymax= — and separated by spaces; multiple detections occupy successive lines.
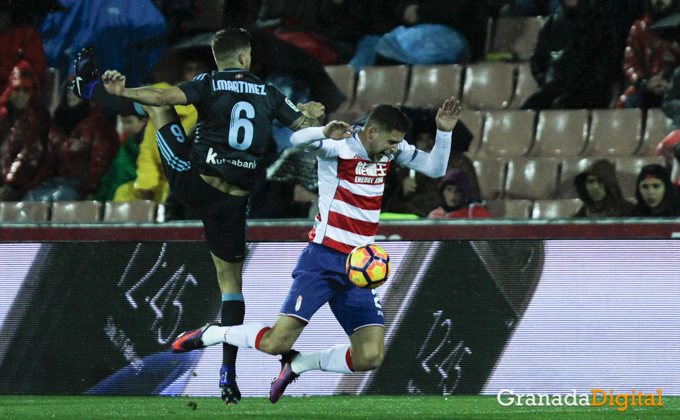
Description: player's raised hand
xmin=102 ymin=70 xmax=126 ymax=96
xmin=297 ymin=101 xmax=326 ymax=119
xmin=323 ymin=121 xmax=355 ymax=140
xmin=435 ymin=97 xmax=461 ymax=132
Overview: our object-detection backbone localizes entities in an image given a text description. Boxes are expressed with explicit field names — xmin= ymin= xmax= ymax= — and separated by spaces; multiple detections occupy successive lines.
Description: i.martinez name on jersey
xmin=177 ymin=69 xmax=302 ymax=190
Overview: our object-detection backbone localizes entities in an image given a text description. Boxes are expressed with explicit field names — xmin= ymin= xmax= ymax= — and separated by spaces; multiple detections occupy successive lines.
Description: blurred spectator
xmin=658 ymin=66 xmax=680 ymax=161
xmin=383 ymin=117 xmax=480 ymax=217
xmin=0 ymin=4 xmax=47 ymax=92
xmin=631 ymin=163 xmax=680 ymax=216
xmin=0 ymin=61 xmax=50 ymax=201
xmin=573 ymin=159 xmax=634 ymax=217
xmin=617 ymin=0 xmax=680 ymax=109
xmin=427 ymin=168 xmax=492 ymax=219
xmin=24 ymin=76 xmax=119 ymax=201
xmin=393 ymin=0 xmax=488 ymax=61
xmin=39 ymin=0 xmax=166 ymax=89
xmin=349 ymin=1 xmax=478 ymax=70
xmin=661 ymin=65 xmax=680 ymax=130
xmin=92 ymin=114 xmax=149 ymax=202
xmin=519 ymin=0 xmax=617 ymax=110
xmin=264 ymin=142 xmax=319 ymax=219
xmin=254 ymin=0 xmax=396 ymax=63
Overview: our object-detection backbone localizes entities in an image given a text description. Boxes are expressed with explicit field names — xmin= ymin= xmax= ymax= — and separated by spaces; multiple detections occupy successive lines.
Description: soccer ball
xmin=345 ymin=244 xmax=390 ymax=289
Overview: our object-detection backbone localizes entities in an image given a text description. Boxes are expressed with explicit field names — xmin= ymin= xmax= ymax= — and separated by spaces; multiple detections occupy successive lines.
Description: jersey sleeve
xmin=289 ymin=126 xmax=344 ymax=158
xmin=269 ymin=86 xmax=304 ymax=127
xmin=396 ymin=129 xmax=451 ymax=178
xmin=176 ymin=74 xmax=211 ymax=105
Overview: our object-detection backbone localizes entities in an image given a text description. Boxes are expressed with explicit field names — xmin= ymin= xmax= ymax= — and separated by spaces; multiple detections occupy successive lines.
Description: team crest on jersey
xmin=235 ymin=73 xmax=243 ymax=79
xmin=285 ymin=97 xmax=300 ymax=112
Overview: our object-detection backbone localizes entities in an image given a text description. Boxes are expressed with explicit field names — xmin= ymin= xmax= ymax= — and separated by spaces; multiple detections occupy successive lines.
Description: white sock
xmin=201 ymin=322 xmax=269 ymax=348
xmin=291 ymin=344 xmax=354 ymax=374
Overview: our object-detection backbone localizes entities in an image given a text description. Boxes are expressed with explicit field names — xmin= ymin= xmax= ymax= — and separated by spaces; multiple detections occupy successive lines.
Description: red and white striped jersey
xmin=290 ymin=126 xmax=451 ymax=254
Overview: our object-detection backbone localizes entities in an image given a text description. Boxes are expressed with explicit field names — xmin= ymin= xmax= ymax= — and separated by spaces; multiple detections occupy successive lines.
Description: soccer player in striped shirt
xmin=172 ymin=97 xmax=461 ymax=403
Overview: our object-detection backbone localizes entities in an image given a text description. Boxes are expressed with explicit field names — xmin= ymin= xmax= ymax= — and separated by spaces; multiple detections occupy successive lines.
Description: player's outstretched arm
xmin=103 ymin=70 xmax=188 ymax=106
xmin=289 ymin=120 xmax=354 ymax=149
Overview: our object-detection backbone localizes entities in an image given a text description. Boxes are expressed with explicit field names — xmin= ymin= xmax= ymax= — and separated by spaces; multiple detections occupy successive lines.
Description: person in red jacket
xmin=618 ymin=0 xmax=680 ymax=109
xmin=0 ymin=60 xmax=50 ymax=201
xmin=427 ymin=168 xmax=492 ymax=219
xmin=0 ymin=6 xmax=47 ymax=92
xmin=24 ymin=76 xmax=119 ymax=201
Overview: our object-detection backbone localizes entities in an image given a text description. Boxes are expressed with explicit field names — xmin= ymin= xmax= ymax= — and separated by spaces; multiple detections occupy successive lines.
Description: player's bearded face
xmin=368 ymin=128 xmax=404 ymax=162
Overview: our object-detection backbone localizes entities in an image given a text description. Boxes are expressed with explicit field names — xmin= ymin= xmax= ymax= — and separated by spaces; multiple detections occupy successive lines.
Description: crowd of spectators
xmin=1 ymin=0 xmax=680 ymax=221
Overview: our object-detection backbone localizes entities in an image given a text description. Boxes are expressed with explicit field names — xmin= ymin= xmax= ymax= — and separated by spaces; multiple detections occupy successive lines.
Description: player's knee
xmin=257 ymin=329 xmax=295 ymax=355
xmin=257 ymin=337 xmax=292 ymax=356
xmin=354 ymin=347 xmax=384 ymax=371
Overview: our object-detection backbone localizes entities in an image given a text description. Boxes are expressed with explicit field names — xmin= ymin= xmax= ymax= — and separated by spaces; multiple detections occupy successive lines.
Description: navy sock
xmin=91 ymin=82 xmax=148 ymax=116
xmin=221 ymin=294 xmax=245 ymax=368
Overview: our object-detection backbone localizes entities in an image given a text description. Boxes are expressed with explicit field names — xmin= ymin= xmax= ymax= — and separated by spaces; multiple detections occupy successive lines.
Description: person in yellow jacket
xmin=112 ymin=82 xmax=197 ymax=202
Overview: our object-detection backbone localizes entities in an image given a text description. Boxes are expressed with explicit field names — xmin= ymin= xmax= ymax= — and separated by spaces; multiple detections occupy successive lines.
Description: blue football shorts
xmin=279 ymin=242 xmax=385 ymax=336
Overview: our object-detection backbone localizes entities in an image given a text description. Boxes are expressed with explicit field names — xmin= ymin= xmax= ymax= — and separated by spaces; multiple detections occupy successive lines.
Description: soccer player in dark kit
xmin=72 ymin=28 xmax=324 ymax=404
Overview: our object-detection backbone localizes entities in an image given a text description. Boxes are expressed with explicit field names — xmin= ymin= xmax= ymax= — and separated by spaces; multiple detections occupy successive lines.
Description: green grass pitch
xmin=0 ymin=396 xmax=677 ymax=419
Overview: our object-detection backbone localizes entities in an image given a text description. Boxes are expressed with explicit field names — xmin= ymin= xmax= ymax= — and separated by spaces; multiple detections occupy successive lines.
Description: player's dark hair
xmin=211 ymin=28 xmax=252 ymax=63
xmin=366 ymin=104 xmax=412 ymax=134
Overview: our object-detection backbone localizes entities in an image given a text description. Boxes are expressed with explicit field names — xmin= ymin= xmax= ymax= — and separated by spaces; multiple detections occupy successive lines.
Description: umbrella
xmin=170 ymin=33 xmax=214 ymax=51
xmin=1 ymin=0 xmax=68 ymax=14
xmin=650 ymin=13 xmax=680 ymax=31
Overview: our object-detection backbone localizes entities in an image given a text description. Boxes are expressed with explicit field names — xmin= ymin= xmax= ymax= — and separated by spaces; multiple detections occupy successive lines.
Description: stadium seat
xmin=584 ymin=109 xmax=642 ymax=156
xmin=639 ymin=108 xmax=673 ymax=156
xmin=478 ymin=110 xmax=536 ymax=157
xmin=472 ymin=158 xmax=507 ymax=200
xmin=51 ymin=201 xmax=102 ymax=222
xmin=486 ymin=16 xmax=544 ymax=61
xmin=404 ymin=65 xmax=463 ymax=109
xmin=485 ymin=199 xmax=532 ymax=218
xmin=532 ymin=199 xmax=583 ymax=219
xmin=615 ymin=156 xmax=668 ymax=198
xmin=461 ymin=62 xmax=515 ymax=110
xmin=508 ymin=62 xmax=538 ymax=109
xmin=505 ymin=157 xmax=560 ymax=200
xmin=0 ymin=201 xmax=51 ymax=222
xmin=352 ymin=65 xmax=410 ymax=112
xmin=324 ymin=65 xmax=356 ymax=112
xmin=459 ymin=110 xmax=485 ymax=155
xmin=557 ymin=157 xmax=602 ymax=199
xmin=530 ymin=109 xmax=589 ymax=157
xmin=104 ymin=201 xmax=157 ymax=222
